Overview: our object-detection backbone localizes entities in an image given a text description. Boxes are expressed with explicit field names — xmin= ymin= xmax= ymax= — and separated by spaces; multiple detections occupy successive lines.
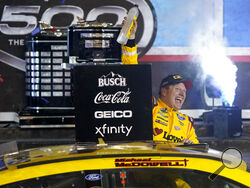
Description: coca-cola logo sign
xmin=94 ymin=89 xmax=131 ymax=104
xmin=0 ymin=0 xmax=157 ymax=71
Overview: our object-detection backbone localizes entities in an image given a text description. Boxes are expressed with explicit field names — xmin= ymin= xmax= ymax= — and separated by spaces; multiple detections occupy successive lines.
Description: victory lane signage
xmin=73 ymin=64 xmax=152 ymax=142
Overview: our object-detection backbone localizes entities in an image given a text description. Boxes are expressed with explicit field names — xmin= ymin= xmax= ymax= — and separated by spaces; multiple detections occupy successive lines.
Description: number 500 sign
xmin=0 ymin=0 xmax=157 ymax=57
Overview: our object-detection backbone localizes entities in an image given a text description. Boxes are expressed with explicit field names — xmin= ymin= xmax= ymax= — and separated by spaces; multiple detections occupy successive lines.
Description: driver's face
xmin=162 ymin=83 xmax=186 ymax=110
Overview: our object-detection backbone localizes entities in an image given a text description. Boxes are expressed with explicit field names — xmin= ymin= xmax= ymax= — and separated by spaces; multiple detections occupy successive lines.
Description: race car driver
xmin=122 ymin=19 xmax=199 ymax=144
xmin=153 ymin=75 xmax=199 ymax=144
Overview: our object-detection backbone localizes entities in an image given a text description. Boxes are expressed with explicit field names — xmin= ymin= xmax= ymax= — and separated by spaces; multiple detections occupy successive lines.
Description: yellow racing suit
xmin=122 ymin=45 xmax=138 ymax=65
xmin=122 ymin=43 xmax=198 ymax=144
xmin=122 ymin=43 xmax=194 ymax=188
xmin=153 ymin=98 xmax=199 ymax=144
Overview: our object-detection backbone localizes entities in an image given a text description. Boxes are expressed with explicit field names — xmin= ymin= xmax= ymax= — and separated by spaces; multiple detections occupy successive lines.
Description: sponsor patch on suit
xmin=160 ymin=108 xmax=168 ymax=113
xmin=155 ymin=119 xmax=168 ymax=126
xmin=179 ymin=120 xmax=184 ymax=126
xmin=177 ymin=113 xmax=186 ymax=120
xmin=158 ymin=111 xmax=168 ymax=118
xmin=156 ymin=116 xmax=168 ymax=123
xmin=174 ymin=125 xmax=181 ymax=131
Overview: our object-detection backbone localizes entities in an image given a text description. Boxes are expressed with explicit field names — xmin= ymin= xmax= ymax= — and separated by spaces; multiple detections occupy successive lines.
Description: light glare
xmin=192 ymin=23 xmax=237 ymax=106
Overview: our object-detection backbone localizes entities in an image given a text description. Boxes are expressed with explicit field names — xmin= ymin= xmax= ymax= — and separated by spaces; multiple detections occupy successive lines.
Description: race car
xmin=0 ymin=141 xmax=249 ymax=187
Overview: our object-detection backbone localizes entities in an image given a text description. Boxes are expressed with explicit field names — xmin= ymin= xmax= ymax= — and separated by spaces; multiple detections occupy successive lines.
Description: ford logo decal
xmin=85 ymin=173 xmax=102 ymax=181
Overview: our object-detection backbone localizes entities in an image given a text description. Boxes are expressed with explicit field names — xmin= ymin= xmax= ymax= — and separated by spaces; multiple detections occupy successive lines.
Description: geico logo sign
xmin=98 ymin=72 xmax=126 ymax=87
xmin=95 ymin=124 xmax=133 ymax=137
xmin=95 ymin=110 xmax=132 ymax=119
xmin=94 ymin=89 xmax=131 ymax=104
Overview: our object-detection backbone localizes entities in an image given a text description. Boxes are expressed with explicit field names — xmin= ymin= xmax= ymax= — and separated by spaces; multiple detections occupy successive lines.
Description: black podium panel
xmin=202 ymin=106 xmax=242 ymax=138
xmin=73 ymin=64 xmax=152 ymax=142
xmin=213 ymin=107 xmax=242 ymax=138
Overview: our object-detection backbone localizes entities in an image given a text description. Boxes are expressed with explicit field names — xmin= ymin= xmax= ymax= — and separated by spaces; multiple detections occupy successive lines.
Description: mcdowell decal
xmin=115 ymin=158 xmax=189 ymax=167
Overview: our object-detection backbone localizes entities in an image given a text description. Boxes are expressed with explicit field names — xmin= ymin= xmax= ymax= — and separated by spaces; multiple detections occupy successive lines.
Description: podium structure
xmin=72 ymin=64 xmax=153 ymax=143
xmin=19 ymin=28 xmax=75 ymax=128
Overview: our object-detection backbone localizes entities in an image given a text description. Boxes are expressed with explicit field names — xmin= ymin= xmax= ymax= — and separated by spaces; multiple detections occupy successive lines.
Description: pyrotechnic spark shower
xmin=191 ymin=13 xmax=237 ymax=106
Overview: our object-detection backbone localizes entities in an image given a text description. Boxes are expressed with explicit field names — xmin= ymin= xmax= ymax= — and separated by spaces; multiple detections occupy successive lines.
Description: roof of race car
xmin=0 ymin=141 xmax=249 ymax=186
xmin=0 ymin=141 xmax=245 ymax=170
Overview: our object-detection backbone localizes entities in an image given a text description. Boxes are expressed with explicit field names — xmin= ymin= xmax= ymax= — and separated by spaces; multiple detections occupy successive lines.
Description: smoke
xmin=190 ymin=2 xmax=238 ymax=106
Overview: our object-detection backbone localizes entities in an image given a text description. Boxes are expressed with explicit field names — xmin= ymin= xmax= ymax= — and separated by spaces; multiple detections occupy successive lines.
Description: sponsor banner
xmin=73 ymin=64 xmax=152 ymax=142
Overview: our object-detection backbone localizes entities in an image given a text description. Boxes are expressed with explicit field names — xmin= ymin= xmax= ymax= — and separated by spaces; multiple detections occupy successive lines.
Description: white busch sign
xmin=98 ymin=72 xmax=127 ymax=87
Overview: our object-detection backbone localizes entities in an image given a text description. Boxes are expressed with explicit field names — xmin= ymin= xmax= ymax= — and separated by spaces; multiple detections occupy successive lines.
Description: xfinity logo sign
xmin=95 ymin=124 xmax=133 ymax=137
xmin=98 ymin=72 xmax=126 ymax=87
xmin=95 ymin=110 xmax=132 ymax=119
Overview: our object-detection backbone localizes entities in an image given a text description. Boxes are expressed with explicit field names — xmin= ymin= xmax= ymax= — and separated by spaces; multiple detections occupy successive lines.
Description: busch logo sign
xmin=98 ymin=72 xmax=126 ymax=87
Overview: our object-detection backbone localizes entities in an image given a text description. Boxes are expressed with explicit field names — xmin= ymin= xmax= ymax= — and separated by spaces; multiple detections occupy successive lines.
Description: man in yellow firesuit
xmin=152 ymin=75 xmax=199 ymax=144
xmin=121 ymin=19 xmax=196 ymax=188
xmin=122 ymin=20 xmax=199 ymax=144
